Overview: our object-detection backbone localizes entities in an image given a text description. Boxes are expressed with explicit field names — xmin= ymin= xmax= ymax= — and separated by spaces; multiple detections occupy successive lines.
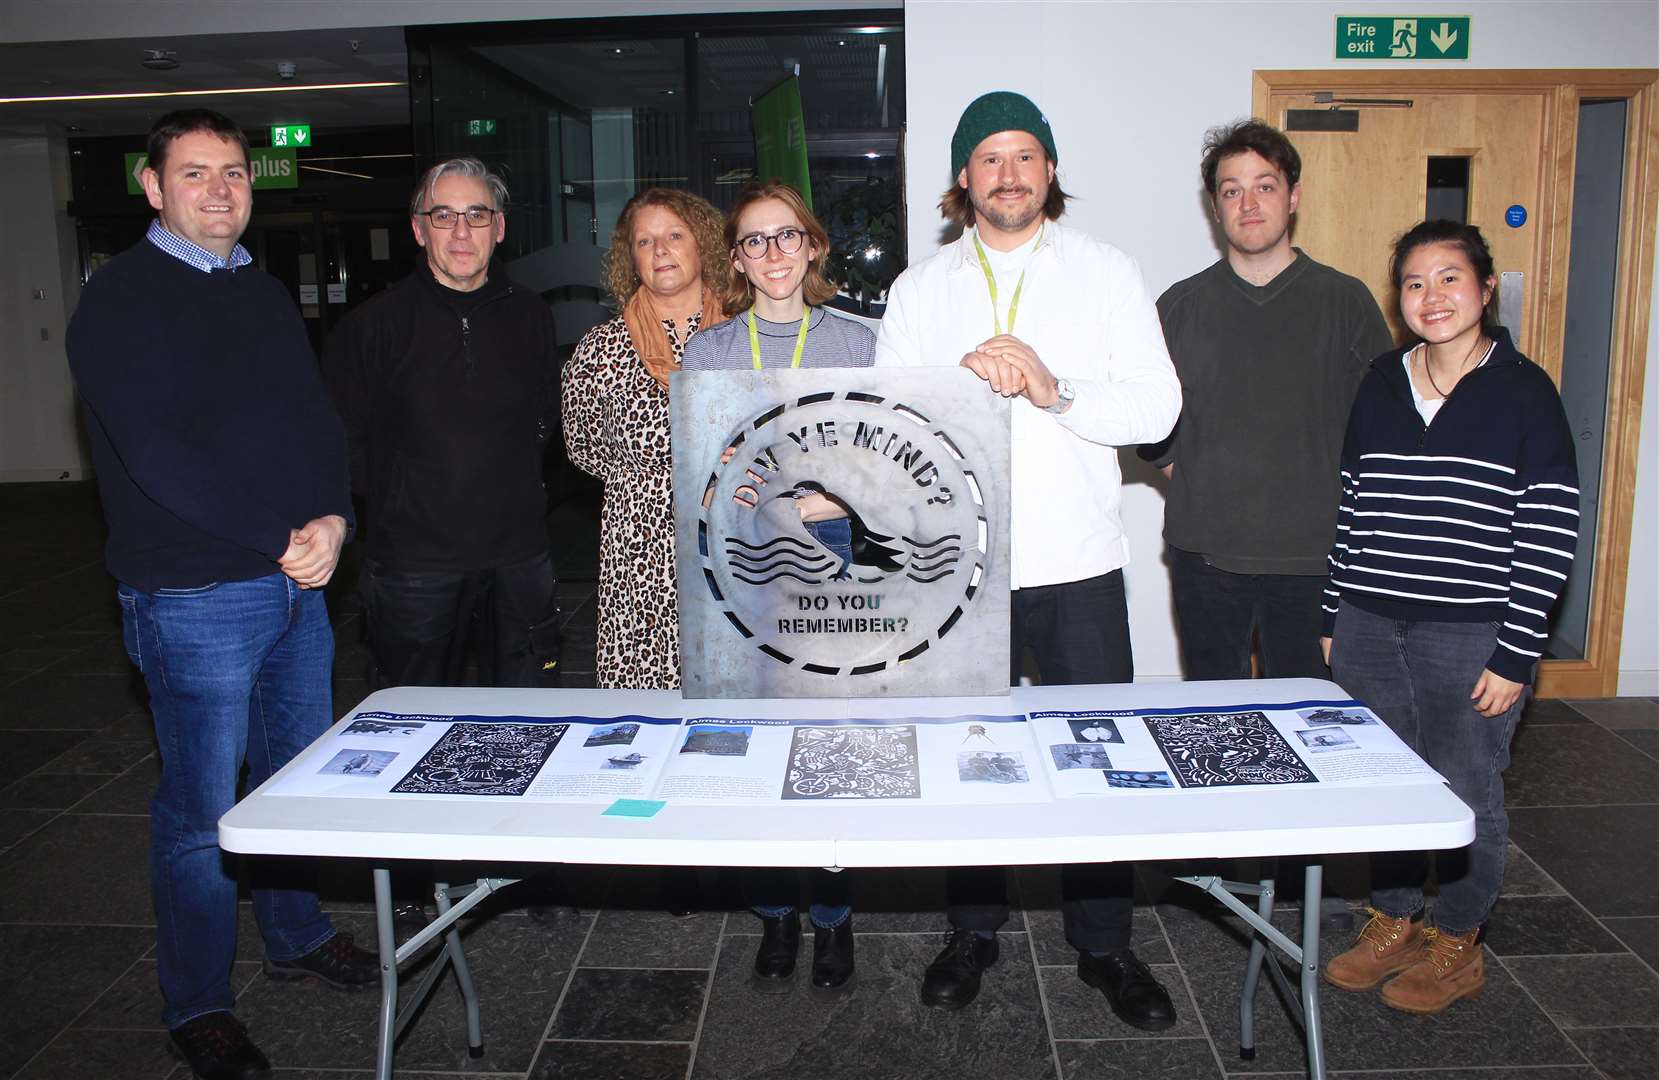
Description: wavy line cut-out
xmin=728 ymin=555 xmax=833 ymax=574
xmin=906 ymin=570 xmax=953 ymax=584
xmin=733 ymin=570 xmax=824 ymax=585
xmin=726 ymin=536 xmax=815 ymax=552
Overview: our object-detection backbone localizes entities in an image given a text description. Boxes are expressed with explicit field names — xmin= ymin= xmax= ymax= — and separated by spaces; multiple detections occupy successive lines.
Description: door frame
xmin=1253 ymin=69 xmax=1659 ymax=698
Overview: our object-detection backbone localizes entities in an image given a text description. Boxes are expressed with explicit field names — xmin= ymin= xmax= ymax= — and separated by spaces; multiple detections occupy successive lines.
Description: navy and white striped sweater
xmin=1321 ymin=328 xmax=1578 ymax=683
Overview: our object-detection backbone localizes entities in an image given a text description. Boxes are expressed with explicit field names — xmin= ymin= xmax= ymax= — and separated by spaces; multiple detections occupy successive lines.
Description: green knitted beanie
xmin=950 ymin=91 xmax=1058 ymax=177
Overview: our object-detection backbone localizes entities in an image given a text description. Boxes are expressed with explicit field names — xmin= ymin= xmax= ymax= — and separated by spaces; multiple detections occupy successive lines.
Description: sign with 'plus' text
xmin=1336 ymin=15 xmax=1471 ymax=60
xmin=125 ymin=147 xmax=300 ymax=194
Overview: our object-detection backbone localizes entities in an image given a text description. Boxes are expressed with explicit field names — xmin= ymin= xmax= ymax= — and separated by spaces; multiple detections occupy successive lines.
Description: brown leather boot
xmin=1381 ymin=926 xmax=1484 ymax=1014
xmin=1323 ymin=907 xmax=1424 ymax=991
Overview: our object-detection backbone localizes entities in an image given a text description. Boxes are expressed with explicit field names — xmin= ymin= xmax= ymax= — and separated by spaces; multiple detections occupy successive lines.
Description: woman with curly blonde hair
xmin=562 ymin=188 xmax=731 ymax=689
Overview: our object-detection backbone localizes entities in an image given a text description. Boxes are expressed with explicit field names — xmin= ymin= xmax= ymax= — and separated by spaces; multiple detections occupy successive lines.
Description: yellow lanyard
xmin=972 ymin=224 xmax=1040 ymax=336
xmin=749 ymin=308 xmax=812 ymax=370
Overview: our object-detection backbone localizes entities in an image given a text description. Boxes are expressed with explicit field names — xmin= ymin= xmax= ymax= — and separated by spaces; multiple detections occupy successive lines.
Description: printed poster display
xmin=264 ymin=700 xmax=1442 ymax=806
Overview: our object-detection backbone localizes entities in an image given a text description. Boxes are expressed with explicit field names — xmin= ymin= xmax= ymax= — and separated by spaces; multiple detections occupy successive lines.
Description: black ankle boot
xmin=752 ymin=913 xmax=800 ymax=990
xmin=811 ymin=916 xmax=855 ymax=993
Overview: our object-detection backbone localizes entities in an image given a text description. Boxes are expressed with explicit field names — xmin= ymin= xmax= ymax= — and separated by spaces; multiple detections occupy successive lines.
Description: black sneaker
xmin=919 ymin=929 xmax=999 ymax=1010
xmin=168 ymin=1011 xmax=272 ymax=1080
xmin=264 ymin=932 xmax=380 ymax=991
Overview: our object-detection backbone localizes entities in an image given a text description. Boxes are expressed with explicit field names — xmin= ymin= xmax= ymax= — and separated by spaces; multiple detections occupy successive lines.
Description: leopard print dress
xmin=562 ymin=313 xmax=703 ymax=689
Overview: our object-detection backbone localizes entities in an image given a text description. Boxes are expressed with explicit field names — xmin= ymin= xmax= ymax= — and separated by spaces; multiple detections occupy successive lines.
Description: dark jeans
xmin=745 ymin=867 xmax=852 ymax=929
xmin=949 ymin=571 xmax=1137 ymax=952
xmin=1331 ymin=601 xmax=1527 ymax=934
xmin=1167 ymin=545 xmax=1327 ymax=680
xmin=804 ymin=516 xmax=853 ymax=579
xmin=362 ymin=550 xmax=559 ymax=690
xmin=119 ymin=573 xmax=339 ymax=1028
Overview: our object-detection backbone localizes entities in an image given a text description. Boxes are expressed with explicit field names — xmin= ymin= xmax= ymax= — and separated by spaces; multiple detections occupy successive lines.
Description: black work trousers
xmin=1167 ymin=545 xmax=1327 ymax=681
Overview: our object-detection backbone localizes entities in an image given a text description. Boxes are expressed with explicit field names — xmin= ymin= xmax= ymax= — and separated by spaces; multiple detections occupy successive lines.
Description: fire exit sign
xmin=270 ymin=124 xmax=311 ymax=147
xmin=1337 ymin=16 xmax=1470 ymax=60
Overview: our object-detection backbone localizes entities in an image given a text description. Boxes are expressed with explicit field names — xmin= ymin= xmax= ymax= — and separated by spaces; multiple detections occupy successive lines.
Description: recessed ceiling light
xmin=141 ymin=50 xmax=179 ymax=71
xmin=610 ymin=47 xmax=635 ymax=56
xmin=658 ymin=88 xmax=676 ymax=96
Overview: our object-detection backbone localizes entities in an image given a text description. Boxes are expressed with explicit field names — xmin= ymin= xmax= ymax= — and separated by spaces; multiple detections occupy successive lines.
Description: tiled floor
xmin=2 ymin=481 xmax=1655 ymax=1079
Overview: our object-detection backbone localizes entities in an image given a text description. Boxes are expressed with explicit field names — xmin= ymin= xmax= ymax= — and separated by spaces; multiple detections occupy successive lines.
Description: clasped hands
xmin=279 ymin=514 xmax=348 ymax=589
xmin=959 ymin=334 xmax=1064 ymax=410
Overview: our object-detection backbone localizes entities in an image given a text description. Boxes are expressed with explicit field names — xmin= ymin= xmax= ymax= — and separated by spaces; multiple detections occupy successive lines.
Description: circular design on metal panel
xmin=696 ymin=390 xmax=990 ymax=677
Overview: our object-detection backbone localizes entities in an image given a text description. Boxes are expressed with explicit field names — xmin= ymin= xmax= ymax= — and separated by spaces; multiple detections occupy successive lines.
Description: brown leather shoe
xmin=1324 ymin=907 xmax=1424 ymax=991
xmin=1381 ymin=926 xmax=1484 ymax=1014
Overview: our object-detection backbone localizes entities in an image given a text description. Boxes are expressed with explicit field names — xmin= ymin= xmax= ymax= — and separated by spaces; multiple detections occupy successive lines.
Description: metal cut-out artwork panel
xmin=672 ymin=366 xmax=1011 ymax=698
xmin=782 ymin=724 xmax=921 ymax=800
xmin=391 ymin=722 xmax=567 ymax=796
xmin=1144 ymin=711 xmax=1316 ymax=788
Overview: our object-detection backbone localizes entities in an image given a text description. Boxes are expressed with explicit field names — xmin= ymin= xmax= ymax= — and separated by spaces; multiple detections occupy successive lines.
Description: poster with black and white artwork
xmin=1145 ymin=711 xmax=1316 ymax=788
xmin=343 ymin=717 xmax=426 ymax=737
xmin=957 ymin=750 xmax=1029 ymax=784
xmin=391 ymin=722 xmax=567 ymax=796
xmin=319 ymin=748 xmax=398 ymax=776
xmin=782 ymin=725 xmax=921 ymax=800
xmin=1298 ymin=706 xmax=1377 ymax=726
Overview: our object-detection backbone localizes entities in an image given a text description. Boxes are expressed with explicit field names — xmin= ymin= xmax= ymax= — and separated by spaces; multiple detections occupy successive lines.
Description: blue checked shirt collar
xmin=146 ymin=219 xmax=252 ymax=273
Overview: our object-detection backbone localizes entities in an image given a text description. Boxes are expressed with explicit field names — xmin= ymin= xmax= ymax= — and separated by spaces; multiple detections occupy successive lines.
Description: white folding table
xmin=220 ymin=677 xmax=1473 ymax=1080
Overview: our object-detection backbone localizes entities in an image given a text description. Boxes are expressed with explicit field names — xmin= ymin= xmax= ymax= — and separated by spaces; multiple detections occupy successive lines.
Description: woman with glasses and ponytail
xmin=679 ymin=181 xmax=873 ymax=995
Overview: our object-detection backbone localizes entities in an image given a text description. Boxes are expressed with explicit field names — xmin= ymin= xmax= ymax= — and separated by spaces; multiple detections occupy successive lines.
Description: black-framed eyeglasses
xmin=735 ymin=228 xmax=805 ymax=260
xmin=418 ymin=206 xmax=497 ymax=229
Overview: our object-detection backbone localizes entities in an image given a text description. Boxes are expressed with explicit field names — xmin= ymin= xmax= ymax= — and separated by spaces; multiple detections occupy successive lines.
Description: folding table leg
xmin=372 ymin=867 xmax=398 ymax=1080
xmin=434 ymin=880 xmax=485 ymax=1058
xmin=1238 ymin=874 xmax=1274 ymax=1061
xmin=1301 ymin=863 xmax=1326 ymax=1080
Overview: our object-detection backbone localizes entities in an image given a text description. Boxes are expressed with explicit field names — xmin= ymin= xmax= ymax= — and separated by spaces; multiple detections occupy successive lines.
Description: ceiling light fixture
xmin=140 ymin=50 xmax=179 ymax=71
xmin=0 ymin=81 xmax=404 ymax=105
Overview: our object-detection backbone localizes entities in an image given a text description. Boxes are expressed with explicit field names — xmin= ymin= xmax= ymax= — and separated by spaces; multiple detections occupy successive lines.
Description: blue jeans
xmin=746 ymin=867 xmax=852 ymax=929
xmin=1330 ymin=600 xmax=1528 ymax=934
xmin=803 ymin=517 xmax=852 ymax=579
xmin=119 ymin=573 xmax=340 ymax=1028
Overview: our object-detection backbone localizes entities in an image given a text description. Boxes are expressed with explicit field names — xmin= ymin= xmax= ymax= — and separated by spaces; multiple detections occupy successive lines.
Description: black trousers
xmin=362 ymin=550 xmax=560 ymax=690
xmin=1167 ymin=545 xmax=1327 ymax=681
xmin=947 ymin=570 xmax=1137 ymax=952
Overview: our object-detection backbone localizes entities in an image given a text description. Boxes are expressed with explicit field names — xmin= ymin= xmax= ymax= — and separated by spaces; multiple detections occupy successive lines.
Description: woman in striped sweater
xmin=1319 ymin=221 xmax=1578 ymax=1015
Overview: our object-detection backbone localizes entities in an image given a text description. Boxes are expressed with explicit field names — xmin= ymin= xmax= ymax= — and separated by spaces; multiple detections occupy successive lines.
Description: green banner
xmin=124 ymin=147 xmax=299 ymax=195
xmin=751 ymin=76 xmax=812 ymax=210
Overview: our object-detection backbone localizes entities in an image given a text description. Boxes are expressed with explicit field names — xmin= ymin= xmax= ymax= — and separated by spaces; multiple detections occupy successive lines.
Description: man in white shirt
xmin=875 ymin=91 xmax=1181 ymax=1027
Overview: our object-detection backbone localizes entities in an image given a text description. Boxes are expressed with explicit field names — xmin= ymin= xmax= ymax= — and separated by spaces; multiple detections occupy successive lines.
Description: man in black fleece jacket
xmin=67 ymin=110 xmax=376 ymax=1080
xmin=326 ymin=158 xmax=560 ymax=692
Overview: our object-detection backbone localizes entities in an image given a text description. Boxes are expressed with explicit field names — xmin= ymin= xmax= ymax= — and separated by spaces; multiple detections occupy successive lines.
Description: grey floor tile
xmin=72 ymin=959 xmax=262 ymax=1030
xmin=239 ymin=910 xmax=586 ymax=1073
xmin=1503 ymin=954 xmax=1659 ymax=1028
xmin=1568 ymin=698 xmax=1659 ymax=731
xmin=1040 ymin=962 xmax=1199 ymax=1040
xmin=531 ymin=1041 xmax=692 ymax=1080
xmin=690 ymin=933 xmax=1054 ymax=1080
xmin=1504 ymin=840 xmax=1569 ymax=897
xmin=40 ymin=736 xmax=157 ymax=776
xmin=2 ymin=730 xmax=90 ymax=784
xmin=551 ymin=968 xmax=705 ymax=1042
xmin=578 ymin=907 xmax=723 ymax=968
xmin=1508 ymin=805 xmax=1659 ymax=918
xmin=1617 ymin=728 xmax=1659 ymax=762
xmin=1603 ymin=917 xmax=1659 ymax=972
xmin=70 ymin=758 xmax=161 ymax=814
xmin=1056 ymin=1038 xmax=1223 ymax=1079
xmin=1524 ymin=698 xmax=1594 ymax=725
xmin=1328 ymin=1069 xmax=1597 ymax=1079
xmin=1486 ymin=894 xmax=1631 ymax=956
xmin=0 ymin=924 xmax=154 ymax=1077
xmin=1506 ymin=721 xmax=1659 ymax=806
xmin=0 ymin=771 xmax=117 ymax=810
xmin=0 ymin=807 xmax=56 ymax=850
xmin=0 ymin=812 xmax=152 ymax=923
xmin=9 ymin=1026 xmax=180 ymax=1080
xmin=0 ymin=670 xmax=147 ymax=732
xmin=1563 ymin=1026 xmax=1659 ymax=1080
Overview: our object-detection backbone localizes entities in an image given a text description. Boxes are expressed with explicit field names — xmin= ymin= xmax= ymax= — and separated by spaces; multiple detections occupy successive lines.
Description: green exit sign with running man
xmin=270 ymin=124 xmax=311 ymax=147
xmin=1337 ymin=15 xmax=1470 ymax=60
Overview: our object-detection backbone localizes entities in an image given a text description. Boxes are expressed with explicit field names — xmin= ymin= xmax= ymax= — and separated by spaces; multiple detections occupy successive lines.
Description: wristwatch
xmin=1043 ymin=377 xmax=1075 ymax=415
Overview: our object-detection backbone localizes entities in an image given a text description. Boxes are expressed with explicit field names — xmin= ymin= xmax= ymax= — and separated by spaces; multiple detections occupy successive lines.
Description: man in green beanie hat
xmin=876 ymin=91 xmax=1182 ymax=1028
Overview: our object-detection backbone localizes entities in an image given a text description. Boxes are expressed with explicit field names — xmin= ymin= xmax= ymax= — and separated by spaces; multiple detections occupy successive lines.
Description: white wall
xmin=0 ymin=136 xmax=83 ymax=482
xmin=903 ymin=0 xmax=1659 ymax=691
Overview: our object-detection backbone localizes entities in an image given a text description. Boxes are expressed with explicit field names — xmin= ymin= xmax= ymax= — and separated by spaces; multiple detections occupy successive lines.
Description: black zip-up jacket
xmin=1322 ymin=327 xmax=1579 ymax=682
xmin=324 ymin=263 xmax=557 ymax=571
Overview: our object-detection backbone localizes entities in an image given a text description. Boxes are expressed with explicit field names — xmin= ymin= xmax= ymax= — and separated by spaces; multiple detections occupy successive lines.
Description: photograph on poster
xmin=319 ymin=749 xmax=398 ymax=776
xmin=391 ymin=722 xmax=568 ymax=796
xmin=603 ymin=752 xmax=647 ymax=770
xmin=957 ymin=751 xmax=1030 ymax=784
xmin=1295 ymin=728 xmax=1358 ymax=752
xmin=1105 ymin=770 xmax=1174 ymax=789
xmin=783 ymin=725 xmax=921 ymax=800
xmin=1297 ymin=707 xmax=1377 ymax=726
xmin=1144 ymin=711 xmax=1317 ymax=788
xmin=343 ymin=718 xmax=426 ymax=737
xmin=585 ymin=722 xmax=639 ymax=747
xmin=1068 ymin=717 xmax=1123 ymax=744
xmin=681 ymin=724 xmax=754 ymax=756
xmin=1050 ymin=743 xmax=1114 ymax=771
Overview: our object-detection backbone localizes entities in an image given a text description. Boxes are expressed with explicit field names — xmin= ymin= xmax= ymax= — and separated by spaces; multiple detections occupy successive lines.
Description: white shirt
xmin=875 ymin=222 xmax=1181 ymax=589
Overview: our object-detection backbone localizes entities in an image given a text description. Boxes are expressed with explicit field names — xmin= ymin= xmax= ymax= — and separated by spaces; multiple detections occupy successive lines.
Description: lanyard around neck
xmin=972 ymin=223 xmax=1041 ymax=336
xmin=749 ymin=308 xmax=812 ymax=370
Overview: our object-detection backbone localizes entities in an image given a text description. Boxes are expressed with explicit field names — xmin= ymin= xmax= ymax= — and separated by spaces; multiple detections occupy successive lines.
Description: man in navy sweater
xmin=67 ymin=109 xmax=376 ymax=1080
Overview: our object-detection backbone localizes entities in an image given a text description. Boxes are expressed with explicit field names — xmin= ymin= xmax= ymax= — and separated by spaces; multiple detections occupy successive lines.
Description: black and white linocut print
xmin=957 ymin=751 xmax=1029 ymax=784
xmin=390 ymin=723 xmax=567 ymax=796
xmin=584 ymin=722 xmax=639 ymax=747
xmin=1068 ymin=717 xmax=1123 ymax=744
xmin=783 ymin=725 xmax=921 ymax=800
xmin=319 ymin=749 xmax=398 ymax=776
xmin=343 ymin=718 xmax=426 ymax=737
xmin=1105 ymin=770 xmax=1174 ymax=789
xmin=1050 ymin=743 xmax=1114 ymax=771
xmin=1295 ymin=727 xmax=1357 ymax=753
xmin=1297 ymin=706 xmax=1377 ymax=726
xmin=1144 ymin=711 xmax=1316 ymax=788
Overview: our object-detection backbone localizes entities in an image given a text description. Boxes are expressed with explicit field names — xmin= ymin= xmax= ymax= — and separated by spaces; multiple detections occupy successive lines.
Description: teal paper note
xmin=603 ymin=799 xmax=666 ymax=818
